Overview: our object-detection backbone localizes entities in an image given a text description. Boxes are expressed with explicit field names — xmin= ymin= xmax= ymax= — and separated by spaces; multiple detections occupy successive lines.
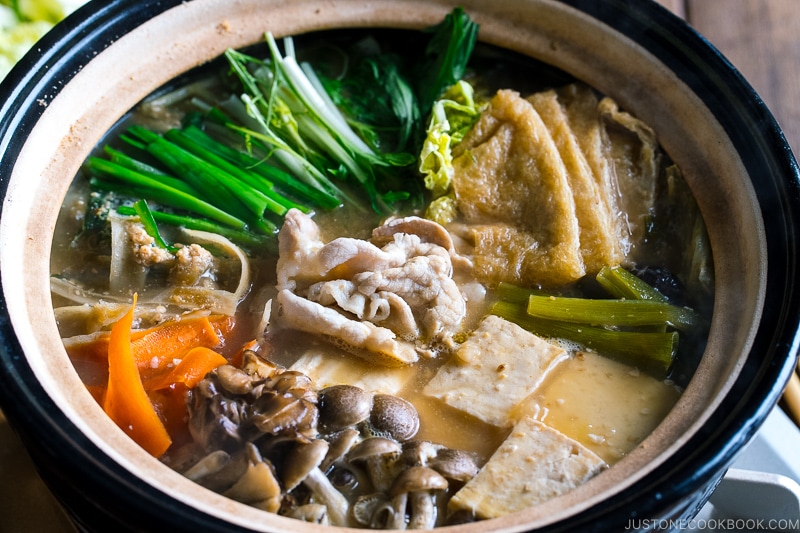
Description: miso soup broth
xmin=50 ymin=12 xmax=713 ymax=528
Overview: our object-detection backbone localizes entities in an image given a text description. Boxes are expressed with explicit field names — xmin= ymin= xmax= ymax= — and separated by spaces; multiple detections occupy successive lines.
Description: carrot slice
xmin=149 ymin=346 xmax=227 ymax=390
xmin=103 ymin=295 xmax=172 ymax=457
xmin=132 ymin=316 xmax=222 ymax=372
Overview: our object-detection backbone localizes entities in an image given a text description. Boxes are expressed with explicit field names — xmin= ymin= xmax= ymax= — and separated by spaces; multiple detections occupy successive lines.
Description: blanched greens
xmin=81 ymin=8 xmax=480 ymax=250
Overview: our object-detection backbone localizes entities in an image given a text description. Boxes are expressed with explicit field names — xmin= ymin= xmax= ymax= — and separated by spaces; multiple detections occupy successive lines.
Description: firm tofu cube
xmin=449 ymin=416 xmax=607 ymax=518
xmin=422 ymin=314 xmax=566 ymax=427
xmin=290 ymin=349 xmax=414 ymax=395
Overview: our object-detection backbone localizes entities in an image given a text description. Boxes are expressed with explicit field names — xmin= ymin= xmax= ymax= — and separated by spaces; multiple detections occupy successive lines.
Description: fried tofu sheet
xmin=452 ymin=83 xmax=658 ymax=288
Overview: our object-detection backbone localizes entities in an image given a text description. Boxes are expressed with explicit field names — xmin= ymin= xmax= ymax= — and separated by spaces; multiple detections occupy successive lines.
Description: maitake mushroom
xmin=179 ymin=352 xmax=479 ymax=528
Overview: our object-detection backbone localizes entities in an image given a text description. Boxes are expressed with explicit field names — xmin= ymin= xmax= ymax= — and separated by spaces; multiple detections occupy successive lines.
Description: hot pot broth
xmin=50 ymin=17 xmax=712 ymax=528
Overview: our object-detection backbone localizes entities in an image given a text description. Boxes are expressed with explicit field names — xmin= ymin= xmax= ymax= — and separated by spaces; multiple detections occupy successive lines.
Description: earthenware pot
xmin=0 ymin=0 xmax=798 ymax=531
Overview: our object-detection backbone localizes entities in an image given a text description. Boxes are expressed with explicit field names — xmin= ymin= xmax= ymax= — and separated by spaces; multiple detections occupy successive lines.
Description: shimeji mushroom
xmin=221 ymin=443 xmax=282 ymax=513
xmin=428 ymin=448 xmax=479 ymax=486
xmin=320 ymin=427 xmax=361 ymax=472
xmin=318 ymin=384 xmax=373 ymax=434
xmin=387 ymin=466 xmax=449 ymax=529
xmin=369 ymin=394 xmax=420 ymax=442
xmin=346 ymin=436 xmax=403 ymax=493
xmin=287 ymin=503 xmax=330 ymax=525
xmin=282 ymin=439 xmax=351 ymax=527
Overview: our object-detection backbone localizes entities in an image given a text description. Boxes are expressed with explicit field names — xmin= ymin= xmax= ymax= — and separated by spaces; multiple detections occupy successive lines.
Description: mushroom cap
xmin=369 ymin=394 xmax=420 ymax=442
xmin=389 ymin=466 xmax=448 ymax=496
xmin=318 ymin=384 xmax=373 ymax=433
xmin=241 ymin=350 xmax=278 ymax=380
xmin=281 ymin=438 xmax=330 ymax=491
xmin=215 ymin=364 xmax=255 ymax=395
xmin=346 ymin=436 xmax=402 ymax=464
xmin=321 ymin=427 xmax=361 ymax=472
xmin=429 ymin=449 xmax=480 ymax=482
xmin=401 ymin=440 xmax=443 ymax=467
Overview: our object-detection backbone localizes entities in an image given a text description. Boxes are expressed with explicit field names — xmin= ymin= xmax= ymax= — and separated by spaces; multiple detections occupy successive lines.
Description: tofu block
xmin=290 ymin=349 xmax=414 ymax=395
xmin=449 ymin=417 xmax=607 ymax=518
xmin=422 ymin=315 xmax=566 ymax=427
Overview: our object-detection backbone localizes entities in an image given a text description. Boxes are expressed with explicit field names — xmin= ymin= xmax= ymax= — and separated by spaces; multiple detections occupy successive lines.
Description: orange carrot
xmin=149 ymin=346 xmax=227 ymax=391
xmin=229 ymin=338 xmax=259 ymax=369
xmin=103 ymin=295 xmax=172 ymax=457
xmin=132 ymin=317 xmax=222 ymax=372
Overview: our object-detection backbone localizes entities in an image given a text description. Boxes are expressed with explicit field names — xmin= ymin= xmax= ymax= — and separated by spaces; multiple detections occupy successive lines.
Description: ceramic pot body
xmin=0 ymin=1 xmax=798 ymax=532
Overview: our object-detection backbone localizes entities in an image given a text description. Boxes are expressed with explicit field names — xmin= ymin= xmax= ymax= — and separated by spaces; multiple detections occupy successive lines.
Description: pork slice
xmin=272 ymin=289 xmax=419 ymax=367
xmin=449 ymin=417 xmax=607 ymax=518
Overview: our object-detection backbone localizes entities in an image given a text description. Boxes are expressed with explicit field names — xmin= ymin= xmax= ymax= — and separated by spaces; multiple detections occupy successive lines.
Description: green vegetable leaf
xmin=416 ymin=6 xmax=479 ymax=117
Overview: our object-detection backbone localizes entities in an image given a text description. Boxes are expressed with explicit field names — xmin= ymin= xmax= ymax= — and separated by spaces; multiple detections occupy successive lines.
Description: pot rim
xmin=0 ymin=0 xmax=798 ymax=531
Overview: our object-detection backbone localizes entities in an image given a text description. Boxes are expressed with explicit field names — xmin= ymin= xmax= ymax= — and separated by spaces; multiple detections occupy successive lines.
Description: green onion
xmin=115 ymin=205 xmax=274 ymax=252
xmin=86 ymin=158 xmax=248 ymax=230
xmin=164 ymin=127 xmax=304 ymax=216
xmin=179 ymin=124 xmax=339 ymax=210
xmin=131 ymin=199 xmax=177 ymax=253
xmin=103 ymin=146 xmax=198 ymax=196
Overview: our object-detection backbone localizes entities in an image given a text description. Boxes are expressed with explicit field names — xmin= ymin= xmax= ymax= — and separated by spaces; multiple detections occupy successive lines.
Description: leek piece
xmin=179 ymin=124 xmax=338 ymax=210
xmin=526 ymin=294 xmax=701 ymax=332
xmin=131 ymin=199 xmax=177 ymax=253
xmin=595 ymin=265 xmax=670 ymax=303
xmin=492 ymin=300 xmax=677 ymax=375
xmin=116 ymin=205 xmax=273 ymax=252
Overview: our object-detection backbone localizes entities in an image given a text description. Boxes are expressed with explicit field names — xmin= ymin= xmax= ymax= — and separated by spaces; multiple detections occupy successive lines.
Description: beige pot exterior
xmin=0 ymin=1 xmax=765 ymax=531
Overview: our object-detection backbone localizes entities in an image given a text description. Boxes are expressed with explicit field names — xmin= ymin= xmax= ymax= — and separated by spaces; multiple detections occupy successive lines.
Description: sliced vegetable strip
xmin=179 ymin=124 xmax=339 ymax=210
xmin=115 ymin=205 xmax=272 ymax=251
xmin=126 ymin=125 xmax=273 ymax=232
xmin=595 ymin=265 xmax=669 ymax=303
xmin=149 ymin=346 xmax=227 ymax=390
xmin=102 ymin=295 xmax=172 ymax=457
xmin=131 ymin=315 xmax=223 ymax=373
xmin=164 ymin=128 xmax=304 ymax=216
xmin=492 ymin=300 xmax=677 ymax=375
xmin=87 ymin=158 xmax=248 ymax=230
xmin=132 ymin=199 xmax=177 ymax=253
xmin=104 ymin=146 xmax=199 ymax=196
xmin=526 ymin=294 xmax=701 ymax=332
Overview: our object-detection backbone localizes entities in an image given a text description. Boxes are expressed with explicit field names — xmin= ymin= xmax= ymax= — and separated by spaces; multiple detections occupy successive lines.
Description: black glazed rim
xmin=0 ymin=0 xmax=798 ymax=531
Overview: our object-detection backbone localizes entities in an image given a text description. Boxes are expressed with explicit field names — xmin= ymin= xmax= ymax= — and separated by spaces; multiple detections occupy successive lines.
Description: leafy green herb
xmin=416 ymin=6 xmax=480 ymax=117
xmin=131 ymin=199 xmax=178 ymax=253
xmin=224 ymin=36 xmax=417 ymax=214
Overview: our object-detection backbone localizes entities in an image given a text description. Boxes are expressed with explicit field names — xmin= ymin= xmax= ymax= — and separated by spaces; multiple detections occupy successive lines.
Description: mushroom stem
xmin=387 ymin=492 xmax=408 ymax=530
xmin=303 ymin=467 xmax=351 ymax=527
xmin=408 ymin=491 xmax=437 ymax=529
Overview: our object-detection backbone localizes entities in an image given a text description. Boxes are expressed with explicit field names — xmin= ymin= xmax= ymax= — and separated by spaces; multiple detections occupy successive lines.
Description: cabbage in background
xmin=0 ymin=0 xmax=86 ymax=79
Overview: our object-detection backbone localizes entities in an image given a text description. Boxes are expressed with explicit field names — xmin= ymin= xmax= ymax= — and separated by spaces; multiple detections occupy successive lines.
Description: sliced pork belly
xmin=270 ymin=210 xmax=467 ymax=365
